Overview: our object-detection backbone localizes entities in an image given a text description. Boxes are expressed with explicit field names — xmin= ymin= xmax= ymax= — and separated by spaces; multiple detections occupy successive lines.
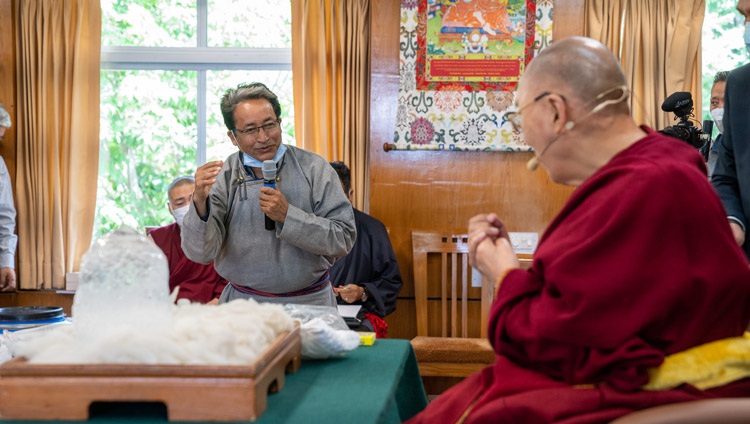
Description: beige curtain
xmin=585 ymin=0 xmax=704 ymax=130
xmin=291 ymin=0 xmax=371 ymax=210
xmin=15 ymin=0 xmax=101 ymax=289
xmin=584 ymin=0 xmax=623 ymax=52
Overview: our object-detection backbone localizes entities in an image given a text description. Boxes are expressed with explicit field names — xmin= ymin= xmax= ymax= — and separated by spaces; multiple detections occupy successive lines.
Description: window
xmin=702 ymin=0 xmax=746 ymax=123
xmin=96 ymin=0 xmax=293 ymax=238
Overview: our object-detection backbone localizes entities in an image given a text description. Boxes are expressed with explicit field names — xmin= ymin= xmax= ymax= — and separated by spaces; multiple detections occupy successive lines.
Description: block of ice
xmin=72 ymin=227 xmax=172 ymax=341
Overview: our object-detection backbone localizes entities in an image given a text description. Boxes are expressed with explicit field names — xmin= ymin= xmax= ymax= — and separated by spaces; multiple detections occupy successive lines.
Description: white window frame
xmin=100 ymin=0 xmax=292 ymax=165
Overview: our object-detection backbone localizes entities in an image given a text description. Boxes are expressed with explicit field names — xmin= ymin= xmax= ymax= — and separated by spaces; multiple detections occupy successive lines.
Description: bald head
xmin=168 ymin=176 xmax=195 ymax=199
xmin=514 ymin=37 xmax=643 ymax=185
xmin=522 ymin=37 xmax=629 ymax=115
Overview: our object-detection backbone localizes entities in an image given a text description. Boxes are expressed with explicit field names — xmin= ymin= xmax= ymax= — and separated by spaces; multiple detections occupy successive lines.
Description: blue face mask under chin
xmin=243 ymin=143 xmax=287 ymax=168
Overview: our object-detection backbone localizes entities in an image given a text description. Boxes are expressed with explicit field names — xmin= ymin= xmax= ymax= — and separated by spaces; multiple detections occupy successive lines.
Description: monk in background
xmin=150 ymin=176 xmax=227 ymax=304
xmin=407 ymin=36 xmax=750 ymax=423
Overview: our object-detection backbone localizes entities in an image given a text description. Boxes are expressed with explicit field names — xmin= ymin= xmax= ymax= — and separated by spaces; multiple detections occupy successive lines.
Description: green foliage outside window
xmin=96 ymin=0 xmax=292 ymax=239
xmin=702 ymin=0 xmax=747 ymax=125
xmin=97 ymin=69 xmax=198 ymax=236
xmin=207 ymin=0 xmax=292 ymax=47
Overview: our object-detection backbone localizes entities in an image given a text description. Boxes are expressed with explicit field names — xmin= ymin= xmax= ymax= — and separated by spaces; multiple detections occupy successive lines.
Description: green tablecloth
xmin=1 ymin=339 xmax=428 ymax=424
xmin=262 ymin=338 xmax=427 ymax=423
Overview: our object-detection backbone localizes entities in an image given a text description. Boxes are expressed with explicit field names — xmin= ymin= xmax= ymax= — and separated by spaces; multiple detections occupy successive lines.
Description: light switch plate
xmin=508 ymin=232 xmax=539 ymax=255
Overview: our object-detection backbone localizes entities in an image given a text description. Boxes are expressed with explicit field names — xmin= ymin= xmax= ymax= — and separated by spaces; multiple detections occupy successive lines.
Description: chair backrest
xmin=412 ymin=231 xmax=493 ymax=339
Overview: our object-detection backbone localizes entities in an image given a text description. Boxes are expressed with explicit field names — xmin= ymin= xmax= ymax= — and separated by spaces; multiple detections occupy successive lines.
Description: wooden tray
xmin=0 ymin=324 xmax=301 ymax=422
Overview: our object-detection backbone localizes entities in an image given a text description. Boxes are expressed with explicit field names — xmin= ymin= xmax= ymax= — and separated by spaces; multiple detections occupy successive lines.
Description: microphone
xmin=526 ymin=121 xmax=574 ymax=171
xmin=527 ymin=156 xmax=541 ymax=171
xmin=661 ymin=92 xmax=692 ymax=113
xmin=261 ymin=160 xmax=277 ymax=231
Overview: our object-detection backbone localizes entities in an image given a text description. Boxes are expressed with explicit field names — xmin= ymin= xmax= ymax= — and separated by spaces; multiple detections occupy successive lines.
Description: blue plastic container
xmin=0 ymin=306 xmax=66 ymax=332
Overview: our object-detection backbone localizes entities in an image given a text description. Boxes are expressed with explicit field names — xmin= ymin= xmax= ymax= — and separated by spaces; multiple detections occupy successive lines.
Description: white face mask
xmin=170 ymin=204 xmax=189 ymax=227
xmin=710 ymin=108 xmax=724 ymax=134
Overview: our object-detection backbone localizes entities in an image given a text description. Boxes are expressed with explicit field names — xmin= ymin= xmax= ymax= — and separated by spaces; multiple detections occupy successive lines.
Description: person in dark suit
xmin=711 ymin=0 xmax=750 ymax=260
xmin=706 ymin=70 xmax=728 ymax=177
xmin=328 ymin=161 xmax=402 ymax=338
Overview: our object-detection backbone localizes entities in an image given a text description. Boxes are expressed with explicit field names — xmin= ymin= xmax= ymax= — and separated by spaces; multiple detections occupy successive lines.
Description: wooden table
xmin=0 ymin=339 xmax=428 ymax=424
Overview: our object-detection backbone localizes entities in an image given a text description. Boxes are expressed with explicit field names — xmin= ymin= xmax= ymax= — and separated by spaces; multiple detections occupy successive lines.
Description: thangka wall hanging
xmin=389 ymin=0 xmax=553 ymax=151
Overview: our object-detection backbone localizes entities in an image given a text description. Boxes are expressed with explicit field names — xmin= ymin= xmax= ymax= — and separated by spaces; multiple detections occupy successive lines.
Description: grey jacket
xmin=181 ymin=146 xmax=356 ymax=305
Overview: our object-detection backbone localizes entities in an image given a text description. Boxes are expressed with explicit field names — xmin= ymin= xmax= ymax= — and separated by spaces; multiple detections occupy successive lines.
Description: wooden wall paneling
xmin=370 ymin=0 xmax=586 ymax=340
xmin=385 ymin=299 xmax=415 ymax=339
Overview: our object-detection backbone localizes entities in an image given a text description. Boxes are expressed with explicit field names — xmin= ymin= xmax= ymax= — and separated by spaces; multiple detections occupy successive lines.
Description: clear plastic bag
xmin=283 ymin=304 xmax=360 ymax=359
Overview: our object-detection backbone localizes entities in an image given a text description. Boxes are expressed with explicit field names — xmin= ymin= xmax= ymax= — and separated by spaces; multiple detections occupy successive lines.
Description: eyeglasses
xmin=503 ymin=92 xmax=552 ymax=132
xmin=234 ymin=120 xmax=280 ymax=139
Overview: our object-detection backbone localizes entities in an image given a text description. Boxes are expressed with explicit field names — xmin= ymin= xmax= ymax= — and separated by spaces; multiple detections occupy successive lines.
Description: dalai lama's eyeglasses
xmin=503 ymin=92 xmax=552 ymax=133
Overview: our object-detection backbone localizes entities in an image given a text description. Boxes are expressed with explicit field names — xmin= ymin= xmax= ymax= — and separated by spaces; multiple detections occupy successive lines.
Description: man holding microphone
xmin=181 ymin=82 xmax=356 ymax=307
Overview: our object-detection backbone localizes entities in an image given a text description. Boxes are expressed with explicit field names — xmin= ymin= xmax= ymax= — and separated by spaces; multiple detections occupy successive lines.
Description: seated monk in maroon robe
xmin=407 ymin=36 xmax=750 ymax=424
xmin=150 ymin=176 xmax=227 ymax=304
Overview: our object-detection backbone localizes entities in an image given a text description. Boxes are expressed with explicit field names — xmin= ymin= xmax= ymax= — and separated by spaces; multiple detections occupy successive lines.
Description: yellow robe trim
xmin=644 ymin=332 xmax=750 ymax=391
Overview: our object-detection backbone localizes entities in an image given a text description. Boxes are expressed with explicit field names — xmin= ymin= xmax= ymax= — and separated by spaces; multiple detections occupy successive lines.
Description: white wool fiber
xmin=11 ymin=298 xmax=294 ymax=365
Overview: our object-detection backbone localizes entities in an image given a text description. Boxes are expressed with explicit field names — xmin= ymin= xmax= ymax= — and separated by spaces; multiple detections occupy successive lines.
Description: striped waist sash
xmin=229 ymin=271 xmax=330 ymax=298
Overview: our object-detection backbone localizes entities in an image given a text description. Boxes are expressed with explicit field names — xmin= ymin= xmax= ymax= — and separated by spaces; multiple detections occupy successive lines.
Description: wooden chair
xmin=409 ymin=231 xmax=496 ymax=395
xmin=411 ymin=231 xmax=533 ymax=340
xmin=411 ymin=231 xmax=491 ymax=339
xmin=408 ymin=231 xmax=535 ymax=395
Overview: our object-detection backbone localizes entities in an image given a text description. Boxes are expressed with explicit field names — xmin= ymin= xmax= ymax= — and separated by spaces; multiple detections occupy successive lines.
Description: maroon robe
xmin=150 ymin=223 xmax=228 ymax=304
xmin=408 ymin=128 xmax=750 ymax=424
